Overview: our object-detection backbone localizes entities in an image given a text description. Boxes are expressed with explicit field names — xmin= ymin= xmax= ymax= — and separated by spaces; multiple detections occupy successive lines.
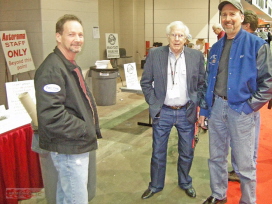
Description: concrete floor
xmin=19 ymin=64 xmax=214 ymax=204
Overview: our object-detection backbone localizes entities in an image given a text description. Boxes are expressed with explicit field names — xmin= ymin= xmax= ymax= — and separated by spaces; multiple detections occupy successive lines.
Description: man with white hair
xmin=140 ymin=20 xmax=207 ymax=200
xmin=212 ymin=23 xmax=225 ymax=40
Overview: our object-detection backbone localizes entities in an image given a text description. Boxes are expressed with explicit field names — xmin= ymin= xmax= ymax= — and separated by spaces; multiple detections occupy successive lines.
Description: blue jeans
xmin=148 ymin=105 xmax=195 ymax=193
xmin=231 ymin=112 xmax=260 ymax=171
xmin=208 ymin=96 xmax=257 ymax=204
xmin=50 ymin=152 xmax=89 ymax=204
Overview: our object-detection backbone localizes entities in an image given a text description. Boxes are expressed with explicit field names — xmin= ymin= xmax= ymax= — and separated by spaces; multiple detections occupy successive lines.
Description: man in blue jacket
xmin=199 ymin=1 xmax=272 ymax=204
xmin=228 ymin=9 xmax=260 ymax=183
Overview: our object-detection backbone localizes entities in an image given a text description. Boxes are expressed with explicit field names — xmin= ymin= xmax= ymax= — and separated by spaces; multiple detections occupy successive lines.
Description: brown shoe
xmin=203 ymin=196 xmax=227 ymax=204
xmin=228 ymin=170 xmax=240 ymax=182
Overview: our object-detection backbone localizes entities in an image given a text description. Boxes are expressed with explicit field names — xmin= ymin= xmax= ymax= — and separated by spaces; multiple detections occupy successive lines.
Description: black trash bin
xmin=90 ymin=67 xmax=118 ymax=106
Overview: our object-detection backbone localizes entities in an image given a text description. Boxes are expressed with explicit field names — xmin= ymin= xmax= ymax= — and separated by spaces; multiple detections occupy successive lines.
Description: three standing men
xmin=35 ymin=14 xmax=102 ymax=204
xmin=33 ymin=3 xmax=272 ymax=204
xmin=199 ymin=1 xmax=272 ymax=204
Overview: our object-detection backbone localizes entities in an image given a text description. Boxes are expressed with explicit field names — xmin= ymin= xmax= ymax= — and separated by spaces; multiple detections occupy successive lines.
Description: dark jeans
xmin=148 ymin=105 xmax=195 ymax=193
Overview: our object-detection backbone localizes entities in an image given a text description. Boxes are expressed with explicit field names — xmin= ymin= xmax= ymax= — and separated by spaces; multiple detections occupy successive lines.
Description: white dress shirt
xmin=164 ymin=48 xmax=189 ymax=106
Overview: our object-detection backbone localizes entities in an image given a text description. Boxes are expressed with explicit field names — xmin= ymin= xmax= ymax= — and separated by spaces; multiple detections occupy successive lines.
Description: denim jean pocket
xmin=153 ymin=116 xmax=160 ymax=125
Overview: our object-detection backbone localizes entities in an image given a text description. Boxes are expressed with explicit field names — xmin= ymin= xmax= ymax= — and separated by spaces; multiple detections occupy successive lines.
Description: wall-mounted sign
xmin=0 ymin=30 xmax=35 ymax=75
xmin=93 ymin=27 xmax=100 ymax=38
xmin=105 ymin=33 xmax=119 ymax=58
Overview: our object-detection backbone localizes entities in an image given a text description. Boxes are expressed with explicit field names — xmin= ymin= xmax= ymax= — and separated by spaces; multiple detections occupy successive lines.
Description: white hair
xmin=166 ymin=21 xmax=190 ymax=38
xmin=212 ymin=23 xmax=223 ymax=30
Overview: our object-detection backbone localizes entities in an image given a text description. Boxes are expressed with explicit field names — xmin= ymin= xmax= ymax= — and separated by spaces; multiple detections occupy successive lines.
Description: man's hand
xmin=268 ymin=99 xmax=272 ymax=109
xmin=198 ymin=115 xmax=208 ymax=130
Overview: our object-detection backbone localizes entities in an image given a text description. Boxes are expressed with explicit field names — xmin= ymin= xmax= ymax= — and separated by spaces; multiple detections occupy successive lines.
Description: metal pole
xmin=208 ymin=0 xmax=211 ymax=43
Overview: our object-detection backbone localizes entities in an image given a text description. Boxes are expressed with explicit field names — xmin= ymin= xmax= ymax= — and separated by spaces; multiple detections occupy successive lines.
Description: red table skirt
xmin=0 ymin=124 xmax=43 ymax=204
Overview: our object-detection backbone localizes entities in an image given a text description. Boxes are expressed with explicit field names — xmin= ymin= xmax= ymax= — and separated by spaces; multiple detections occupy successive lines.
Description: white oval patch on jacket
xmin=43 ymin=84 xmax=61 ymax=93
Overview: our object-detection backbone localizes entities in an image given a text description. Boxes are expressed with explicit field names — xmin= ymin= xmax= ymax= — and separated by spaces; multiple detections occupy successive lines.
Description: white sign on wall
xmin=105 ymin=33 xmax=119 ymax=58
xmin=0 ymin=30 xmax=35 ymax=75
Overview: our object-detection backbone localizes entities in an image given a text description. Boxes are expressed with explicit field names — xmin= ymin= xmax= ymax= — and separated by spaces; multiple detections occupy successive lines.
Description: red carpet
xmin=226 ymin=105 xmax=272 ymax=203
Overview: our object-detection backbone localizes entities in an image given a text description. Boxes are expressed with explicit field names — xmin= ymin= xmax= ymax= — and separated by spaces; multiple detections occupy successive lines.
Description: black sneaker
xmin=228 ymin=170 xmax=240 ymax=182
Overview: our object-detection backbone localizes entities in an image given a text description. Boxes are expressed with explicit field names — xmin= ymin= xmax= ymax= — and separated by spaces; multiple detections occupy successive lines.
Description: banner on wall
xmin=0 ymin=30 xmax=35 ymax=75
xmin=105 ymin=33 xmax=119 ymax=58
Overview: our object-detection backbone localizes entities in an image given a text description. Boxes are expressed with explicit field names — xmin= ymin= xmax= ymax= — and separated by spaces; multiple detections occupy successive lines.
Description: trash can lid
xmin=90 ymin=66 xmax=118 ymax=72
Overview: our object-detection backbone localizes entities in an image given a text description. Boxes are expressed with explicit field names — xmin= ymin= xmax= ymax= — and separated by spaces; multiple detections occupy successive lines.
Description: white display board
xmin=5 ymin=80 xmax=35 ymax=115
xmin=123 ymin=63 xmax=141 ymax=89
xmin=0 ymin=30 xmax=35 ymax=75
xmin=105 ymin=33 xmax=119 ymax=58
xmin=0 ymin=80 xmax=35 ymax=133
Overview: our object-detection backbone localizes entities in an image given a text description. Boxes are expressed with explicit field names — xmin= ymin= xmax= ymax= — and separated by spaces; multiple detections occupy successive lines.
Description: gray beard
xmin=70 ymin=47 xmax=81 ymax=53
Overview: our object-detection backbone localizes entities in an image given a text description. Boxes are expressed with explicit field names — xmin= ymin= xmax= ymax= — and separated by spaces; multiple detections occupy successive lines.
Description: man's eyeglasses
xmin=168 ymin=34 xmax=185 ymax=39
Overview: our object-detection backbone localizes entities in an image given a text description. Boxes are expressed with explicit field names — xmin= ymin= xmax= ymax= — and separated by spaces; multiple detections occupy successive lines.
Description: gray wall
xmin=0 ymin=0 xmax=99 ymax=107
xmin=98 ymin=0 xmax=145 ymax=64
xmin=145 ymin=0 xmax=221 ymax=49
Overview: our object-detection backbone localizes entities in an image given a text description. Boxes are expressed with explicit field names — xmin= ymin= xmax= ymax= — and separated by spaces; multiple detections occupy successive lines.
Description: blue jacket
xmin=200 ymin=29 xmax=272 ymax=117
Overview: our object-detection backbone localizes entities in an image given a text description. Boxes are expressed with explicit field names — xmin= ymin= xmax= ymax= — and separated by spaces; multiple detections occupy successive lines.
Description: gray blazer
xmin=140 ymin=45 xmax=207 ymax=124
